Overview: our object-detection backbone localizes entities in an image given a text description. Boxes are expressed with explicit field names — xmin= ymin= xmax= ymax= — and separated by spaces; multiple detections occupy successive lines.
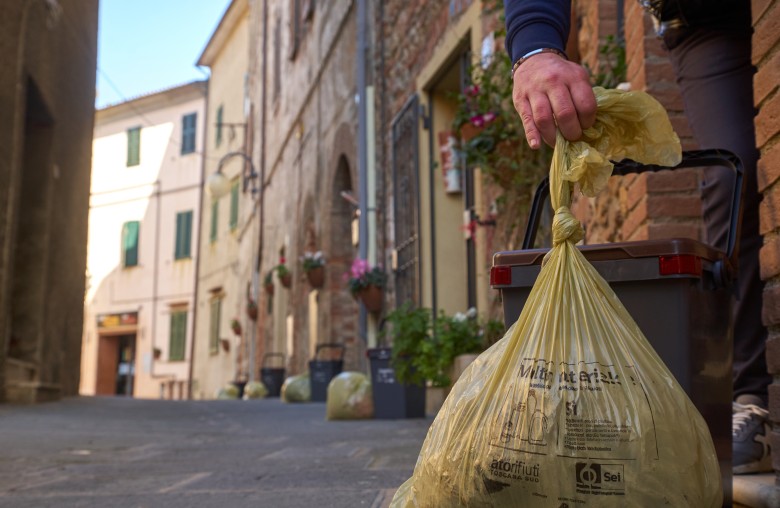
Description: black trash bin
xmin=260 ymin=353 xmax=286 ymax=398
xmin=308 ymin=343 xmax=344 ymax=402
xmin=368 ymin=347 xmax=426 ymax=419
xmin=490 ymin=149 xmax=743 ymax=504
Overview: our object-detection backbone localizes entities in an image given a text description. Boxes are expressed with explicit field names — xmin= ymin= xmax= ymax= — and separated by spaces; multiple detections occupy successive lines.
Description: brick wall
xmin=573 ymin=2 xmax=703 ymax=246
xmin=752 ymin=0 xmax=780 ymax=480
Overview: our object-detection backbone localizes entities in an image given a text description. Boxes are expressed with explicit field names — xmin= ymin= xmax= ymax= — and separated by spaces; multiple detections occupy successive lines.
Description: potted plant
xmin=153 ymin=347 xmax=162 ymax=360
xmin=367 ymin=302 xmax=431 ymax=418
xmin=230 ymin=318 xmax=242 ymax=336
xmin=246 ymin=299 xmax=258 ymax=321
xmin=263 ymin=270 xmax=274 ymax=295
xmin=301 ymin=251 xmax=326 ymax=288
xmin=346 ymin=258 xmax=387 ymax=313
xmin=276 ymin=257 xmax=292 ymax=288
xmin=220 ymin=338 xmax=231 ymax=353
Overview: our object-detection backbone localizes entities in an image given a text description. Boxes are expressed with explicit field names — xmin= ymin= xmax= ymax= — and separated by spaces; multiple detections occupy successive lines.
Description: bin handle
xmin=521 ymin=149 xmax=744 ymax=287
xmin=262 ymin=353 xmax=285 ymax=368
xmin=314 ymin=343 xmax=345 ymax=361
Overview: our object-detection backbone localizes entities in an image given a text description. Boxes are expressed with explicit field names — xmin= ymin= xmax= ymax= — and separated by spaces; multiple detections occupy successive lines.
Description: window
xmin=169 ymin=309 xmax=187 ymax=361
xmin=121 ymin=221 xmax=140 ymax=267
xmin=216 ymin=105 xmax=223 ymax=147
xmin=210 ymin=200 xmax=218 ymax=243
xmin=229 ymin=179 xmax=239 ymax=231
xmin=209 ymin=297 xmax=222 ymax=354
xmin=181 ymin=113 xmax=197 ymax=154
xmin=174 ymin=210 xmax=193 ymax=259
xmin=127 ymin=126 xmax=141 ymax=166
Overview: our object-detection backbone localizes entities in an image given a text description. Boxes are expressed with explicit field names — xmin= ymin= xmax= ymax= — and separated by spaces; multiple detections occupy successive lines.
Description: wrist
xmin=511 ymin=48 xmax=567 ymax=78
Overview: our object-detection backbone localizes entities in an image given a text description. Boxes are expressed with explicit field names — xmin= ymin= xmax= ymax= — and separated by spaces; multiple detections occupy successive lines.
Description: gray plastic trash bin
xmin=491 ymin=150 xmax=743 ymax=506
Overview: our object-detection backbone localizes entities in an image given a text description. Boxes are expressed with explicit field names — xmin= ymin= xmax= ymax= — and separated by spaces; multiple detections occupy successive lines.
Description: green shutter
xmin=169 ymin=310 xmax=187 ymax=361
xmin=127 ymin=127 xmax=141 ymax=166
xmin=181 ymin=113 xmax=197 ymax=154
xmin=209 ymin=298 xmax=221 ymax=354
xmin=216 ymin=105 xmax=223 ymax=147
xmin=122 ymin=221 xmax=139 ymax=267
xmin=229 ymin=180 xmax=239 ymax=231
xmin=210 ymin=200 xmax=218 ymax=242
xmin=175 ymin=211 xmax=193 ymax=259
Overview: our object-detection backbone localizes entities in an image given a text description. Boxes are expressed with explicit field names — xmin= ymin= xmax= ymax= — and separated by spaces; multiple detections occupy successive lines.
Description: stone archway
xmin=326 ymin=155 xmax=361 ymax=370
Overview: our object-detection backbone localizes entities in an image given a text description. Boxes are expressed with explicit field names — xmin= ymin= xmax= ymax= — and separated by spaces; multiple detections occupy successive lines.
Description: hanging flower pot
xmin=220 ymin=338 xmax=231 ymax=353
xmin=264 ymin=283 xmax=274 ymax=296
xmin=358 ymin=284 xmax=384 ymax=313
xmin=306 ymin=266 xmax=325 ymax=288
xmin=231 ymin=319 xmax=242 ymax=336
xmin=280 ymin=273 xmax=292 ymax=288
xmin=153 ymin=348 xmax=162 ymax=360
xmin=247 ymin=301 xmax=259 ymax=321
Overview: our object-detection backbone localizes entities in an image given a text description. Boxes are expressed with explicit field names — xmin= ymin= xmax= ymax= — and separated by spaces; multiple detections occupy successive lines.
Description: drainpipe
xmin=254 ymin=0 xmax=269 ymax=369
xmin=187 ymin=79 xmax=209 ymax=399
xmin=357 ymin=0 xmax=376 ymax=349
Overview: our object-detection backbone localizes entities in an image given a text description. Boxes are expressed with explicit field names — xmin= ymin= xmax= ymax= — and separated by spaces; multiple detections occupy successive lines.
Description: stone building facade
xmin=248 ymin=0 xmax=363 ymax=376
xmin=0 ymin=0 xmax=99 ymax=402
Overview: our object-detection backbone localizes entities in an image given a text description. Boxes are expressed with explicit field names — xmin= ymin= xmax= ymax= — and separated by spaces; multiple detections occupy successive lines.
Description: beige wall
xmin=193 ymin=0 xmax=253 ymax=400
xmin=81 ymin=83 xmax=206 ymax=399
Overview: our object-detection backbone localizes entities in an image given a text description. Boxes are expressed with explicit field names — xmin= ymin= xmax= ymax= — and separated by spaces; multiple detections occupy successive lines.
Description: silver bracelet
xmin=511 ymin=48 xmax=567 ymax=77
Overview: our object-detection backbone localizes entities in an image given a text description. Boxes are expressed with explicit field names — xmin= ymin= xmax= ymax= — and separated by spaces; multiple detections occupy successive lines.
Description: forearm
xmin=503 ymin=0 xmax=572 ymax=62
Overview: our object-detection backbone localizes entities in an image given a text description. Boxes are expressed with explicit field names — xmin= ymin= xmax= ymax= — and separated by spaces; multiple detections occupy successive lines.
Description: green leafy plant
xmin=346 ymin=258 xmax=387 ymax=295
xmin=301 ymin=251 xmax=325 ymax=272
xmin=275 ymin=257 xmax=291 ymax=278
xmin=451 ymin=11 xmax=552 ymax=250
xmin=384 ymin=304 xmax=506 ymax=387
xmin=589 ymin=34 xmax=627 ymax=89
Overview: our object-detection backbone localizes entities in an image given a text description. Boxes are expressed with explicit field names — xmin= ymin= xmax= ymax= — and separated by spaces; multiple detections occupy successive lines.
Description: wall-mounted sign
xmin=97 ymin=312 xmax=138 ymax=329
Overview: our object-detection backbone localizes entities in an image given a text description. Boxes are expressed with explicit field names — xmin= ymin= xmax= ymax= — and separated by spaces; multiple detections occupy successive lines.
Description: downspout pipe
xmin=357 ymin=0 xmax=369 ymax=345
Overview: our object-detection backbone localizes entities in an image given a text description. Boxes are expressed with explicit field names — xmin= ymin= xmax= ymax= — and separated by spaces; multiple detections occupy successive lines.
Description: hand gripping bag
xmin=390 ymin=87 xmax=722 ymax=507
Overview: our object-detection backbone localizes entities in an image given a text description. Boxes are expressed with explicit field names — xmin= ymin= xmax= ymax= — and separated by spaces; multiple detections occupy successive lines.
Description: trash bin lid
xmin=493 ymin=238 xmax=723 ymax=267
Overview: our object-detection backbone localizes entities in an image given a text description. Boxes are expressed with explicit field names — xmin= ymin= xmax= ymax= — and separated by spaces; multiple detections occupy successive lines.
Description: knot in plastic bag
xmin=552 ymin=206 xmax=583 ymax=246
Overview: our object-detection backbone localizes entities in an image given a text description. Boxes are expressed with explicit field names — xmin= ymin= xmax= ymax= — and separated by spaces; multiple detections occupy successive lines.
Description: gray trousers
xmin=666 ymin=12 xmax=770 ymax=402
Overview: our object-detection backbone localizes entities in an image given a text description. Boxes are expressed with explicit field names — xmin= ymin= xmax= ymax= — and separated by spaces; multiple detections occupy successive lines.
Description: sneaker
xmin=732 ymin=395 xmax=772 ymax=474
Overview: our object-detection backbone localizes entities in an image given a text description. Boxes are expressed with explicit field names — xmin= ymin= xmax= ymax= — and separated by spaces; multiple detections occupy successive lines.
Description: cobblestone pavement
xmin=0 ymin=397 xmax=431 ymax=507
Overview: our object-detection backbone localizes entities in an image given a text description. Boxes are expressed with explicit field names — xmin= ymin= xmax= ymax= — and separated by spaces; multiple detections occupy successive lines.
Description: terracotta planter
xmin=459 ymin=122 xmax=485 ymax=143
xmin=247 ymin=304 xmax=259 ymax=321
xmin=305 ymin=266 xmax=325 ymax=288
xmin=220 ymin=338 xmax=231 ymax=353
xmin=264 ymin=283 xmax=274 ymax=296
xmin=358 ymin=285 xmax=383 ymax=313
xmin=280 ymin=273 xmax=292 ymax=288
xmin=153 ymin=348 xmax=162 ymax=360
xmin=231 ymin=322 xmax=242 ymax=336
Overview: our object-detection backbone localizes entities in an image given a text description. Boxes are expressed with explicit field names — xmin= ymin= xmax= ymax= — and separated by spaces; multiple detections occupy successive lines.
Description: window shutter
xmin=169 ymin=310 xmax=187 ymax=361
xmin=181 ymin=113 xmax=196 ymax=154
xmin=216 ymin=106 xmax=223 ymax=147
xmin=210 ymin=200 xmax=219 ymax=242
xmin=175 ymin=211 xmax=193 ymax=259
xmin=209 ymin=299 xmax=221 ymax=354
xmin=127 ymin=127 xmax=141 ymax=166
xmin=229 ymin=180 xmax=239 ymax=230
xmin=122 ymin=221 xmax=140 ymax=267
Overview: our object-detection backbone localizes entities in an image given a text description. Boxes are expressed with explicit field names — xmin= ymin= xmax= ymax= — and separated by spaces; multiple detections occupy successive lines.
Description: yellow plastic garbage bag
xmin=391 ymin=87 xmax=722 ymax=507
xmin=243 ymin=381 xmax=268 ymax=400
xmin=281 ymin=373 xmax=311 ymax=403
xmin=326 ymin=371 xmax=374 ymax=420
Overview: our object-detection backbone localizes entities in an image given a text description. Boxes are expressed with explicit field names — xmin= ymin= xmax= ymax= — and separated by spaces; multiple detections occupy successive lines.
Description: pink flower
xmin=279 ymin=256 xmax=286 ymax=264
xmin=470 ymin=115 xmax=485 ymax=128
xmin=482 ymin=112 xmax=497 ymax=124
xmin=350 ymin=258 xmax=370 ymax=279
xmin=465 ymin=85 xmax=480 ymax=97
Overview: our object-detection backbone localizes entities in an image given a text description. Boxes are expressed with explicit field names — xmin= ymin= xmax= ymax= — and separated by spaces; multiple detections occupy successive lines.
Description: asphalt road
xmin=0 ymin=397 xmax=431 ymax=508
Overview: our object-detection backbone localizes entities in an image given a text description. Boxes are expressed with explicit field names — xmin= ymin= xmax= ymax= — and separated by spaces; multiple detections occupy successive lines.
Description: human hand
xmin=512 ymin=53 xmax=597 ymax=149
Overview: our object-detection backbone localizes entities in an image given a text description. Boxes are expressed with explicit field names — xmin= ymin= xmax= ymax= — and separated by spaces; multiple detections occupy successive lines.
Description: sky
xmin=96 ymin=0 xmax=233 ymax=109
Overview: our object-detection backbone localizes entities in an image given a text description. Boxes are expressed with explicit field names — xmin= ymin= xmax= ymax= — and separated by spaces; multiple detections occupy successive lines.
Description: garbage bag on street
xmin=391 ymin=87 xmax=722 ymax=507
xmin=281 ymin=372 xmax=311 ymax=403
xmin=216 ymin=384 xmax=240 ymax=400
xmin=243 ymin=381 xmax=268 ymax=400
xmin=326 ymin=371 xmax=374 ymax=420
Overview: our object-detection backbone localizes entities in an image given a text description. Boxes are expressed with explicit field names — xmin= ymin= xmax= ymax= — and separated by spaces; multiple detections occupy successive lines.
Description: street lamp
xmin=207 ymin=151 xmax=260 ymax=198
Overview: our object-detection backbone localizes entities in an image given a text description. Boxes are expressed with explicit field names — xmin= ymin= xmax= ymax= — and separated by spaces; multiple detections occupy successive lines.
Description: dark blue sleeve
xmin=503 ymin=0 xmax=571 ymax=62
